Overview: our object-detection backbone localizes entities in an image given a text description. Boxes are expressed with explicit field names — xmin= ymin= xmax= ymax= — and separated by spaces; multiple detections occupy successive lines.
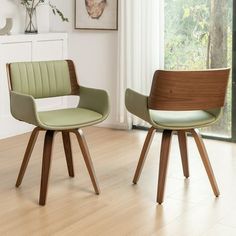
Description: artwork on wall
xmin=75 ymin=0 xmax=118 ymax=30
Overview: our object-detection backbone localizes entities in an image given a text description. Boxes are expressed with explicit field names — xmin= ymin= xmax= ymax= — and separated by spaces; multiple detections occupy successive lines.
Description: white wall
xmin=0 ymin=0 xmax=119 ymax=128
xmin=50 ymin=0 xmax=119 ymax=128
xmin=0 ymin=0 xmax=24 ymax=33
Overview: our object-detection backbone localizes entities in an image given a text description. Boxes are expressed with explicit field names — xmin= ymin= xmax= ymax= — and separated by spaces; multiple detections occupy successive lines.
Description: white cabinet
xmin=0 ymin=33 xmax=68 ymax=139
xmin=34 ymin=40 xmax=64 ymax=60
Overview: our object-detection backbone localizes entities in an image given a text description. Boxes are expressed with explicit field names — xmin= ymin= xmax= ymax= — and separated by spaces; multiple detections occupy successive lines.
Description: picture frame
xmin=75 ymin=0 xmax=118 ymax=30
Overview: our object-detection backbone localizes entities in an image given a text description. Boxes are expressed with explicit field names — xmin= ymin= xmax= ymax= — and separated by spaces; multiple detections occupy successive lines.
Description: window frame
xmin=231 ymin=0 xmax=236 ymax=141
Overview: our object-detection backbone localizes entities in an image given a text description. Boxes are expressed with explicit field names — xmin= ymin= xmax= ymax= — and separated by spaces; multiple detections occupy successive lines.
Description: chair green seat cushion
xmin=149 ymin=110 xmax=216 ymax=129
xmin=38 ymin=108 xmax=103 ymax=130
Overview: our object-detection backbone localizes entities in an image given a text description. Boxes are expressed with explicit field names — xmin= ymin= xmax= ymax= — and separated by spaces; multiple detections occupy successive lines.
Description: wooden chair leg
xmin=157 ymin=130 xmax=173 ymax=204
xmin=15 ymin=127 xmax=40 ymax=187
xmin=191 ymin=129 xmax=220 ymax=197
xmin=62 ymin=131 xmax=75 ymax=177
xmin=73 ymin=129 xmax=100 ymax=194
xmin=39 ymin=130 xmax=55 ymax=206
xmin=133 ymin=127 xmax=156 ymax=184
xmin=177 ymin=130 xmax=190 ymax=178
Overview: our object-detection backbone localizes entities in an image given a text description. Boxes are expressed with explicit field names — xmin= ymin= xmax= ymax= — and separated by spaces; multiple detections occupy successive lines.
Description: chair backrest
xmin=148 ymin=69 xmax=230 ymax=111
xmin=7 ymin=60 xmax=80 ymax=98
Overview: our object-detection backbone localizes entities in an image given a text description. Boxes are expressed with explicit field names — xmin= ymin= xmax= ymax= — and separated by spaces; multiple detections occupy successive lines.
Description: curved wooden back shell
xmin=148 ymin=69 xmax=230 ymax=111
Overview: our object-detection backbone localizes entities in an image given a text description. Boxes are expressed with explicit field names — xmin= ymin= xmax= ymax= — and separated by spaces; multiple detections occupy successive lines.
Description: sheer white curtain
xmin=117 ymin=0 xmax=164 ymax=129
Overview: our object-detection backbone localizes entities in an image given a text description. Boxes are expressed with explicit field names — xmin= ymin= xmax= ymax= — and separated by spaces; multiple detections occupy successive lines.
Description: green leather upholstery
xmin=149 ymin=110 xmax=217 ymax=130
xmin=125 ymin=87 xmax=221 ymax=130
xmin=125 ymin=88 xmax=151 ymax=123
xmin=8 ymin=60 xmax=109 ymax=130
xmin=79 ymin=86 xmax=109 ymax=118
xmin=10 ymin=61 xmax=71 ymax=98
xmin=10 ymin=91 xmax=39 ymax=126
xmin=38 ymin=108 xmax=103 ymax=130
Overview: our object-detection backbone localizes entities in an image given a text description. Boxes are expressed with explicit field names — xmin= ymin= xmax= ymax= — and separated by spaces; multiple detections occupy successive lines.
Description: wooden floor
xmin=1 ymin=127 xmax=236 ymax=236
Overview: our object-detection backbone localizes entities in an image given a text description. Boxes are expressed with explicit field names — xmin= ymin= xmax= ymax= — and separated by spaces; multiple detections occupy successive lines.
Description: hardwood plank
xmin=0 ymin=127 xmax=235 ymax=235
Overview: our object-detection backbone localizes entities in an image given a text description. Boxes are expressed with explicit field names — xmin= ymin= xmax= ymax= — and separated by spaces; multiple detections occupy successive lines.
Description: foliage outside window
xmin=164 ymin=0 xmax=232 ymax=137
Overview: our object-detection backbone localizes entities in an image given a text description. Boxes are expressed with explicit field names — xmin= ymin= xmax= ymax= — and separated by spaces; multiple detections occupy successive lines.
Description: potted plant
xmin=20 ymin=0 xmax=68 ymax=34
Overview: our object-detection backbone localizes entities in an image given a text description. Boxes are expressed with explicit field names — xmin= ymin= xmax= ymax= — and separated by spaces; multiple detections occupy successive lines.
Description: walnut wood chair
xmin=125 ymin=69 xmax=230 ymax=204
xmin=7 ymin=60 xmax=109 ymax=206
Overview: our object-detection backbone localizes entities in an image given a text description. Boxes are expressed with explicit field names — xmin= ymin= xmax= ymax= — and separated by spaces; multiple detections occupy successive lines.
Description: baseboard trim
xmin=95 ymin=121 xmax=131 ymax=130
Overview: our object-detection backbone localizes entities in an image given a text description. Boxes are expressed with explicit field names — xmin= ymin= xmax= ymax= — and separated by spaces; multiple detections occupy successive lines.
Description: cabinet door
xmin=0 ymin=42 xmax=32 ymax=116
xmin=34 ymin=40 xmax=65 ymax=60
xmin=0 ymin=42 xmax=33 ymax=138
xmin=0 ymin=35 xmax=68 ymax=139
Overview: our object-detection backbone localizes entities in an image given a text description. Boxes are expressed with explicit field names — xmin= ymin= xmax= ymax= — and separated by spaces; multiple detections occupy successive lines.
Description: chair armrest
xmin=125 ymin=88 xmax=152 ymax=123
xmin=10 ymin=91 xmax=39 ymax=126
xmin=78 ymin=86 xmax=110 ymax=118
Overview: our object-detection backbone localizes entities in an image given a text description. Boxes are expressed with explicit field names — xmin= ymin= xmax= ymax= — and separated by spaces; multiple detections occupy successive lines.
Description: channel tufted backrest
xmin=7 ymin=60 xmax=80 ymax=98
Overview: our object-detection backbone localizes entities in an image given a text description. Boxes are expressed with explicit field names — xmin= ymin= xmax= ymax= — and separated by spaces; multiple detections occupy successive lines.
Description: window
xmin=164 ymin=0 xmax=233 ymax=138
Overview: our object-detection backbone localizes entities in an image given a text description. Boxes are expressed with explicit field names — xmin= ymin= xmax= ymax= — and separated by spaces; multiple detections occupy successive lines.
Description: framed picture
xmin=75 ymin=0 xmax=118 ymax=30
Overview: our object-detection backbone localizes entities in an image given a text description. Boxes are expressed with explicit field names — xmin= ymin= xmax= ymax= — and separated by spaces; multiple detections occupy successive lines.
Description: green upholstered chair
xmin=125 ymin=69 xmax=230 ymax=204
xmin=7 ymin=60 xmax=109 ymax=206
